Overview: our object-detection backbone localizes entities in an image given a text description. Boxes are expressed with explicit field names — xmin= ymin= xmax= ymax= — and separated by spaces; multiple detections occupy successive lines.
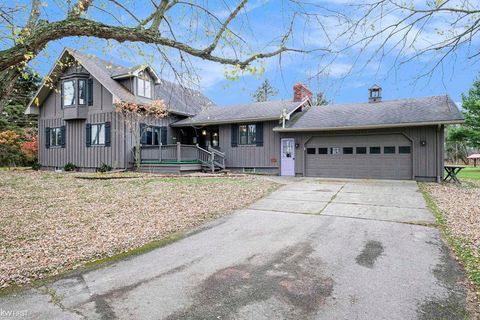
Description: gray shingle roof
xmin=275 ymin=96 xmax=464 ymax=131
xmin=172 ymin=100 xmax=305 ymax=126
xmin=69 ymin=49 xmax=214 ymax=116
xmin=27 ymin=48 xmax=214 ymax=116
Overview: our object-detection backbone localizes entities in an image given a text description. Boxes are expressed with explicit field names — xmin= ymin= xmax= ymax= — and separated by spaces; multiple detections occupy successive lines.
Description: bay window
xmin=63 ymin=80 xmax=76 ymax=106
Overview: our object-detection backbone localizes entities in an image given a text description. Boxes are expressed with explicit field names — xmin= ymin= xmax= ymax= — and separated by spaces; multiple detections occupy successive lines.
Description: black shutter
xmin=255 ymin=123 xmax=263 ymax=147
xmin=105 ymin=122 xmax=111 ymax=147
xmin=45 ymin=127 xmax=50 ymax=148
xmin=140 ymin=123 xmax=147 ymax=144
xmin=231 ymin=124 xmax=238 ymax=147
xmin=60 ymin=82 xmax=64 ymax=109
xmin=86 ymin=123 xmax=91 ymax=147
xmin=87 ymin=78 xmax=93 ymax=106
xmin=161 ymin=126 xmax=168 ymax=145
xmin=61 ymin=125 xmax=66 ymax=148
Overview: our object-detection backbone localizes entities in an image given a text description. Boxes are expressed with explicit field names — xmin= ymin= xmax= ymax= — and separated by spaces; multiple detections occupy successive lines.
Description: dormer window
xmin=137 ymin=71 xmax=152 ymax=98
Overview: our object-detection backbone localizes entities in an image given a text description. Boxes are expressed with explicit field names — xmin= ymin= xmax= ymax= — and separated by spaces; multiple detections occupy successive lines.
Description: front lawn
xmin=0 ymin=171 xmax=277 ymax=289
xmin=456 ymin=166 xmax=480 ymax=180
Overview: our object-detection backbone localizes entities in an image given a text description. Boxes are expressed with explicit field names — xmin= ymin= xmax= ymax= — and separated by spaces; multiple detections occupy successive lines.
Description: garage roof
xmin=172 ymin=99 xmax=308 ymax=126
xmin=274 ymin=95 xmax=464 ymax=131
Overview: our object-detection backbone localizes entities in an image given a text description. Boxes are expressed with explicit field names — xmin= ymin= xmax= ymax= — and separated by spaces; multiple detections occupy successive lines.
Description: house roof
xmin=467 ymin=154 xmax=480 ymax=159
xmin=26 ymin=48 xmax=214 ymax=116
xmin=172 ymin=99 xmax=308 ymax=127
xmin=273 ymin=95 xmax=464 ymax=132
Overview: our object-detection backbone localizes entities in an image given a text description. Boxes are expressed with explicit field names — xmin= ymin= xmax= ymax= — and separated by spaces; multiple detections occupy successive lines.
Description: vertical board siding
xmin=280 ymin=125 xmax=441 ymax=180
xmin=218 ymin=121 xmax=280 ymax=169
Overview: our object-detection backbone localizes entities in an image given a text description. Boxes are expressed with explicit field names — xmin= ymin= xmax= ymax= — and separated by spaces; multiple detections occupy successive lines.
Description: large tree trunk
xmin=0 ymin=69 xmax=21 ymax=113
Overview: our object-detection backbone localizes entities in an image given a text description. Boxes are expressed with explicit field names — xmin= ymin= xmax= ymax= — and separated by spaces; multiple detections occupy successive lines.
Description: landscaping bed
xmin=0 ymin=171 xmax=278 ymax=288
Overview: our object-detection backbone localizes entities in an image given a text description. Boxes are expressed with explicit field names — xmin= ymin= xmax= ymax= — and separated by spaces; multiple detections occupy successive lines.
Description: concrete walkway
xmin=0 ymin=178 xmax=469 ymax=319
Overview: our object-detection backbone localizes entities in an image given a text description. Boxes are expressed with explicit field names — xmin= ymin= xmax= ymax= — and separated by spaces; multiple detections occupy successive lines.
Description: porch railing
xmin=139 ymin=143 xmax=226 ymax=172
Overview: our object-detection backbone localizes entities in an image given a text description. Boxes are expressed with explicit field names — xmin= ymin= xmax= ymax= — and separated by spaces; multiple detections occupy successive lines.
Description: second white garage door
xmin=305 ymin=134 xmax=413 ymax=180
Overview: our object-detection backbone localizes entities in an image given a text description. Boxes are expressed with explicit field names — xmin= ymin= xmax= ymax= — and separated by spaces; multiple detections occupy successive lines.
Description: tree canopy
xmin=252 ymin=79 xmax=278 ymax=102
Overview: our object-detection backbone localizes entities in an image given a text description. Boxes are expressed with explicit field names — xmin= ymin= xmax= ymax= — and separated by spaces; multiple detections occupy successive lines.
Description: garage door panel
xmin=305 ymin=134 xmax=412 ymax=180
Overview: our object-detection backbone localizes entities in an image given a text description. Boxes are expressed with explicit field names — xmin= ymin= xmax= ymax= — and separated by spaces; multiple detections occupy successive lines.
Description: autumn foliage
xmin=0 ymin=129 xmax=37 ymax=166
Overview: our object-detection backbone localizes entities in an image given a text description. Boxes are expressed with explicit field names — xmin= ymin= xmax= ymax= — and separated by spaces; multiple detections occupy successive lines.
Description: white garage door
xmin=305 ymin=134 xmax=413 ymax=180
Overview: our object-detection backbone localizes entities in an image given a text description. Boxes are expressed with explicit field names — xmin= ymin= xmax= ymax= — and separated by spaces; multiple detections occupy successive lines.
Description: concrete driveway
xmin=1 ymin=178 xmax=469 ymax=319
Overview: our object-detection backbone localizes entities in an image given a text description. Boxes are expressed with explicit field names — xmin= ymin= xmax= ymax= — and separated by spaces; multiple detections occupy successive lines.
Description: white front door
xmin=281 ymin=138 xmax=295 ymax=176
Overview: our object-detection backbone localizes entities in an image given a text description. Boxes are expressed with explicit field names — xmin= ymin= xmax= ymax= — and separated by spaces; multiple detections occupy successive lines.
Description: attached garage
xmin=304 ymin=134 xmax=412 ymax=180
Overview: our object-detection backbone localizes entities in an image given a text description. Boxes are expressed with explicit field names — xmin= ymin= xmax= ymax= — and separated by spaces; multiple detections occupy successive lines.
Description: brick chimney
xmin=293 ymin=83 xmax=312 ymax=102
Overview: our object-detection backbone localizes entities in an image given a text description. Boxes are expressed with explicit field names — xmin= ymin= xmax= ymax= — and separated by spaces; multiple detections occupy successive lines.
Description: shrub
xmin=97 ymin=163 xmax=113 ymax=173
xmin=31 ymin=162 xmax=41 ymax=170
xmin=64 ymin=162 xmax=77 ymax=172
xmin=21 ymin=133 xmax=38 ymax=164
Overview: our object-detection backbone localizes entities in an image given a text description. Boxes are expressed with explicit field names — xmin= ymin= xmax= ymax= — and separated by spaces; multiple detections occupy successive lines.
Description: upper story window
xmin=63 ymin=80 xmax=76 ymax=106
xmin=137 ymin=71 xmax=152 ymax=98
xmin=62 ymin=78 xmax=92 ymax=107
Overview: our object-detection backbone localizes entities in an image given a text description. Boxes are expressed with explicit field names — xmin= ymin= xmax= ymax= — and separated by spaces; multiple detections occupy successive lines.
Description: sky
xmin=13 ymin=0 xmax=480 ymax=106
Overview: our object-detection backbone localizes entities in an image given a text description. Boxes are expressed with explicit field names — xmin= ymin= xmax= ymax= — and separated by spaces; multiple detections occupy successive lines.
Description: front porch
xmin=137 ymin=143 xmax=226 ymax=173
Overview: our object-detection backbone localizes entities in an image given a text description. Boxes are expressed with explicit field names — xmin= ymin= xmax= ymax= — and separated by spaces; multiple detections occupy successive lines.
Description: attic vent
xmin=368 ymin=84 xmax=382 ymax=103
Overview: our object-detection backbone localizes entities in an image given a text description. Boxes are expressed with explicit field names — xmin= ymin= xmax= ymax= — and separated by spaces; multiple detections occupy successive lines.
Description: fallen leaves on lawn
xmin=0 ymin=171 xmax=277 ymax=288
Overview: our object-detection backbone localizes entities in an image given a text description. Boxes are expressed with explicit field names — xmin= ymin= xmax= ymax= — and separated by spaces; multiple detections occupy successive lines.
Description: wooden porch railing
xmin=138 ymin=142 xmax=226 ymax=172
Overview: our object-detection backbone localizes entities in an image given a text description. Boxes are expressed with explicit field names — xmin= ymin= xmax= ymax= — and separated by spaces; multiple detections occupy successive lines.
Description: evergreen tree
xmin=252 ymin=80 xmax=278 ymax=102
xmin=461 ymin=78 xmax=480 ymax=148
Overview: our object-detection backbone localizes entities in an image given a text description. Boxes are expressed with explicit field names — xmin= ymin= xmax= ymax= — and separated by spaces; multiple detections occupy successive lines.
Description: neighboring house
xmin=26 ymin=48 xmax=464 ymax=181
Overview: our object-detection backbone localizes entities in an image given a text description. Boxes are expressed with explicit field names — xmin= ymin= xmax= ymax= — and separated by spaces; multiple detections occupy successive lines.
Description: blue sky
xmin=19 ymin=0 xmax=480 ymax=106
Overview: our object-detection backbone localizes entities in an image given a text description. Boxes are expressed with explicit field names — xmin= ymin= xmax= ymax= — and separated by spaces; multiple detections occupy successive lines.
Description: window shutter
xmin=60 ymin=83 xmax=64 ymax=109
xmin=87 ymin=78 xmax=93 ymax=106
xmin=161 ymin=126 xmax=168 ymax=145
xmin=256 ymin=123 xmax=263 ymax=147
xmin=140 ymin=123 xmax=147 ymax=144
xmin=86 ymin=123 xmax=91 ymax=147
xmin=105 ymin=122 xmax=111 ymax=147
xmin=61 ymin=125 xmax=66 ymax=148
xmin=231 ymin=124 xmax=238 ymax=147
xmin=45 ymin=127 xmax=50 ymax=148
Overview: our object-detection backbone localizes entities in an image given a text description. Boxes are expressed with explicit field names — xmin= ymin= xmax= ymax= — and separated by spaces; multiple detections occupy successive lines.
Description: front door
xmin=281 ymin=138 xmax=295 ymax=176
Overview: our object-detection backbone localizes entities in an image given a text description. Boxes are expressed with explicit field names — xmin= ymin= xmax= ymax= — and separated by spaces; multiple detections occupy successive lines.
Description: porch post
xmin=177 ymin=142 xmax=182 ymax=162
xmin=159 ymin=144 xmax=162 ymax=163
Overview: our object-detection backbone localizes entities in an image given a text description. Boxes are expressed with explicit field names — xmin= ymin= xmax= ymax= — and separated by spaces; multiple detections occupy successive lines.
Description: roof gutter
xmin=273 ymin=119 xmax=465 ymax=132
xmin=171 ymin=116 xmax=281 ymax=127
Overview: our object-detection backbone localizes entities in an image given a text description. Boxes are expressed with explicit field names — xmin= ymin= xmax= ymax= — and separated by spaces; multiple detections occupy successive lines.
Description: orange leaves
xmin=0 ymin=130 xmax=21 ymax=146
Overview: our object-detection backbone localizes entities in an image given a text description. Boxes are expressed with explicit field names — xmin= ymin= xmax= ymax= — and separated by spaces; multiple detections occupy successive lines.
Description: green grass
xmin=419 ymin=183 xmax=480 ymax=301
xmin=456 ymin=167 xmax=480 ymax=180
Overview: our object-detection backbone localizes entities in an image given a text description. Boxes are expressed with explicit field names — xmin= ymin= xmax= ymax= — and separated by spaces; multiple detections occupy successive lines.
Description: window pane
xmin=343 ymin=147 xmax=353 ymax=154
xmin=98 ymin=124 xmax=105 ymax=145
xmin=239 ymin=125 xmax=248 ymax=145
xmin=330 ymin=147 xmax=340 ymax=155
xmin=63 ymin=80 xmax=75 ymax=106
xmin=145 ymin=80 xmax=151 ymax=98
xmin=152 ymin=127 xmax=159 ymax=145
xmin=51 ymin=127 xmax=61 ymax=146
xmin=78 ymin=79 xmax=86 ymax=105
xmin=145 ymin=127 xmax=153 ymax=145
xmin=384 ymin=146 xmax=396 ymax=154
xmin=247 ymin=124 xmax=256 ymax=145
xmin=91 ymin=125 xmax=99 ymax=145
xmin=399 ymin=146 xmax=411 ymax=154
xmin=356 ymin=147 xmax=367 ymax=154
xmin=370 ymin=146 xmax=381 ymax=154
xmin=138 ymin=78 xmax=145 ymax=96
xmin=306 ymin=148 xmax=316 ymax=154
xmin=91 ymin=124 xmax=105 ymax=145
xmin=318 ymin=148 xmax=328 ymax=154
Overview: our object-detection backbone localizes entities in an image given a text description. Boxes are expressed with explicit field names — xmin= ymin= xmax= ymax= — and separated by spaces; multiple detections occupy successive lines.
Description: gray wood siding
xmin=38 ymin=62 xmax=179 ymax=170
xmin=218 ymin=121 xmax=280 ymax=169
xmin=280 ymin=125 xmax=443 ymax=180
xmin=39 ymin=112 xmax=126 ymax=169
